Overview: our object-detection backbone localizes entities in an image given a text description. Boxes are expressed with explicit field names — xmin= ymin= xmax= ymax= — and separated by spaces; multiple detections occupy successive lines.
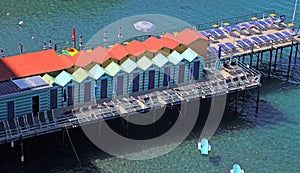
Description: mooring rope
xmin=64 ymin=126 xmax=81 ymax=165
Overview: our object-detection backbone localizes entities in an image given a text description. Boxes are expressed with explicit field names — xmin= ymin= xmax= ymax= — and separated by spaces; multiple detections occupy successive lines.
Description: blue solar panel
xmin=218 ymin=44 xmax=229 ymax=51
xmin=266 ymin=34 xmax=278 ymax=41
xmin=251 ymin=36 xmax=263 ymax=44
xmin=225 ymin=42 xmax=237 ymax=49
xmin=236 ymin=40 xmax=248 ymax=48
xmin=240 ymin=23 xmax=250 ymax=30
xmin=274 ymin=32 xmax=286 ymax=39
xmin=258 ymin=35 xmax=270 ymax=43
xmin=12 ymin=76 xmax=49 ymax=90
xmin=282 ymin=31 xmax=292 ymax=37
xmin=243 ymin=39 xmax=254 ymax=46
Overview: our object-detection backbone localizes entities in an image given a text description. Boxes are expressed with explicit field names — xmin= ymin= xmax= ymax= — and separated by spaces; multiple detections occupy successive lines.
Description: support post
xmin=287 ymin=44 xmax=293 ymax=80
xmin=261 ymin=51 xmax=264 ymax=61
xmin=250 ymin=53 xmax=253 ymax=67
xmin=295 ymin=43 xmax=298 ymax=64
xmin=268 ymin=49 xmax=273 ymax=78
xmin=274 ymin=48 xmax=278 ymax=68
xmin=20 ymin=136 xmax=24 ymax=163
xmin=256 ymin=51 xmax=260 ymax=70
xmin=11 ymin=141 xmax=14 ymax=148
xmin=280 ymin=47 xmax=283 ymax=58
xmin=256 ymin=85 xmax=260 ymax=113
xmin=235 ymin=90 xmax=238 ymax=113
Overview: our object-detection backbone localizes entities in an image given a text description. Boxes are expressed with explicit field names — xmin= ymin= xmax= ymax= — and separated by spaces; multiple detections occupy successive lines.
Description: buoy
xmin=18 ymin=20 xmax=24 ymax=26
xmin=32 ymin=36 xmax=34 ymax=40
xmin=7 ymin=12 xmax=9 ymax=16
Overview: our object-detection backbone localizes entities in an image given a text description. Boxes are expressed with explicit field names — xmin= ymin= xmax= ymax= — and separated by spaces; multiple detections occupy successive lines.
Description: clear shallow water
xmin=0 ymin=1 xmax=300 ymax=173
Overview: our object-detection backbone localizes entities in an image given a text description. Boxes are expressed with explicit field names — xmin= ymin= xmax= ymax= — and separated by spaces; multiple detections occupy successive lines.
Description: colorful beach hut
xmin=137 ymin=56 xmax=159 ymax=90
xmin=152 ymin=53 xmax=174 ymax=88
xmin=120 ymin=58 xmax=143 ymax=94
xmin=89 ymin=64 xmax=112 ymax=100
xmin=181 ymin=48 xmax=204 ymax=81
xmin=72 ymin=68 xmax=95 ymax=104
xmin=105 ymin=61 xmax=128 ymax=97
xmin=167 ymin=50 xmax=189 ymax=85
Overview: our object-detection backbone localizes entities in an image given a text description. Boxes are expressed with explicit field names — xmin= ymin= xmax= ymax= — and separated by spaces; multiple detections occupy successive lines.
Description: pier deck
xmin=0 ymin=59 xmax=260 ymax=144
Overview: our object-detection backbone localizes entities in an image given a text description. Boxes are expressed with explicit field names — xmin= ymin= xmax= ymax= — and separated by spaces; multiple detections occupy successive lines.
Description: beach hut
xmin=72 ymin=68 xmax=95 ymax=104
xmin=121 ymin=58 xmax=143 ymax=94
xmin=0 ymin=75 xmax=51 ymax=120
xmin=181 ymin=48 xmax=204 ymax=81
xmin=137 ymin=56 xmax=159 ymax=90
xmin=167 ymin=50 xmax=189 ymax=85
xmin=42 ymin=73 xmax=63 ymax=110
xmin=161 ymin=33 xmax=188 ymax=53
xmin=54 ymin=71 xmax=77 ymax=108
xmin=88 ymin=64 xmax=108 ymax=101
xmin=105 ymin=61 xmax=128 ymax=97
xmin=176 ymin=28 xmax=208 ymax=58
xmin=152 ymin=53 xmax=174 ymax=88
xmin=125 ymin=40 xmax=148 ymax=62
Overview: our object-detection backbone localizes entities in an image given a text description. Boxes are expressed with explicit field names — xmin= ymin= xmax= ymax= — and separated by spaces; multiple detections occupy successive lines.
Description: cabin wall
xmin=174 ymin=44 xmax=187 ymax=54
xmin=143 ymin=65 xmax=159 ymax=90
xmin=128 ymin=69 xmax=144 ymax=94
xmin=158 ymin=62 xmax=175 ymax=88
xmin=98 ymin=74 xmax=113 ymax=99
xmin=173 ymin=61 xmax=189 ymax=85
xmin=0 ymin=88 xmax=50 ymax=120
xmin=112 ymin=71 xmax=128 ymax=96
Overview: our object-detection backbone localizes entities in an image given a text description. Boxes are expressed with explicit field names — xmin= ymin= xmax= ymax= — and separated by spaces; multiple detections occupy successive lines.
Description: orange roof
xmin=143 ymin=37 xmax=164 ymax=52
xmin=72 ymin=50 xmax=95 ymax=67
xmin=0 ymin=50 xmax=68 ymax=79
xmin=101 ymin=44 xmax=129 ymax=63
xmin=162 ymin=33 xmax=182 ymax=43
xmin=159 ymin=37 xmax=180 ymax=49
xmin=125 ymin=40 xmax=147 ymax=56
xmin=89 ymin=46 xmax=109 ymax=64
xmin=176 ymin=28 xmax=208 ymax=45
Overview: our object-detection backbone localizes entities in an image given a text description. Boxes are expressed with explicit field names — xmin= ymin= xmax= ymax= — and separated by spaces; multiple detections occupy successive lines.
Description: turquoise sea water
xmin=0 ymin=1 xmax=299 ymax=172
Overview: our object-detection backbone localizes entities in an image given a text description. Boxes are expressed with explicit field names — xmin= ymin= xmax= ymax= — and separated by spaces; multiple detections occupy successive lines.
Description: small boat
xmin=198 ymin=138 xmax=211 ymax=155
xmin=230 ymin=164 xmax=245 ymax=173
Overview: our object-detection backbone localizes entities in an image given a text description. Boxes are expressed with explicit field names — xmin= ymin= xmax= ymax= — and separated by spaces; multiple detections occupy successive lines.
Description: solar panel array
xmin=12 ymin=76 xmax=49 ymax=90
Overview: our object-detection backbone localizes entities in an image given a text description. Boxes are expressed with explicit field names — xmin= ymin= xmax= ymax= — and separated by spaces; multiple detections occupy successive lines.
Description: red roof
xmin=143 ymin=37 xmax=164 ymax=52
xmin=162 ymin=33 xmax=182 ymax=43
xmin=125 ymin=40 xmax=147 ymax=56
xmin=159 ymin=37 xmax=180 ymax=49
xmin=0 ymin=50 xmax=69 ymax=79
xmin=176 ymin=28 xmax=208 ymax=45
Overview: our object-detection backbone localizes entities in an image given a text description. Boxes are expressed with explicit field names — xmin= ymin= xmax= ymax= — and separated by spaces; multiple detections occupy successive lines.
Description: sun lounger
xmin=274 ymin=32 xmax=286 ymax=39
xmin=266 ymin=33 xmax=279 ymax=41
xmin=231 ymin=25 xmax=241 ymax=31
xmin=249 ymin=21 xmax=263 ymax=29
xmin=236 ymin=40 xmax=248 ymax=48
xmin=282 ymin=31 xmax=293 ymax=38
xmin=224 ymin=42 xmax=237 ymax=50
xmin=223 ymin=26 xmax=231 ymax=33
xmin=218 ymin=44 xmax=229 ymax=51
xmin=251 ymin=36 xmax=263 ymax=45
xmin=263 ymin=19 xmax=273 ymax=26
xmin=257 ymin=20 xmax=269 ymax=27
xmin=258 ymin=35 xmax=271 ymax=43
xmin=240 ymin=23 xmax=251 ymax=30
xmin=214 ymin=28 xmax=225 ymax=36
xmin=208 ymin=46 xmax=218 ymax=53
xmin=242 ymin=39 xmax=254 ymax=46
xmin=205 ymin=30 xmax=219 ymax=38
xmin=200 ymin=31 xmax=209 ymax=38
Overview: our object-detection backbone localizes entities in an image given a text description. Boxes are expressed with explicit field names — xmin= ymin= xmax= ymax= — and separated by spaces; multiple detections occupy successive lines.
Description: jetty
xmin=0 ymin=10 xmax=298 ymax=162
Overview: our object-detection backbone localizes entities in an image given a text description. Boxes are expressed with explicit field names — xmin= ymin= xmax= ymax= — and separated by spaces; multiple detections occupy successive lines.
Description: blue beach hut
xmin=105 ymin=61 xmax=128 ymax=97
xmin=152 ymin=53 xmax=174 ymax=88
xmin=167 ymin=50 xmax=189 ymax=85
xmin=181 ymin=48 xmax=204 ymax=81
xmin=121 ymin=58 xmax=143 ymax=94
xmin=137 ymin=56 xmax=159 ymax=90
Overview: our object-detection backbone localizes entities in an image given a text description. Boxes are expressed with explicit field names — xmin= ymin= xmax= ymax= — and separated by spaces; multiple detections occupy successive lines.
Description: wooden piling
xmin=274 ymin=48 xmax=278 ymax=68
xmin=287 ymin=44 xmax=293 ymax=80
xmin=268 ymin=49 xmax=272 ymax=78
xmin=295 ymin=43 xmax=298 ymax=63
xmin=256 ymin=86 xmax=260 ymax=113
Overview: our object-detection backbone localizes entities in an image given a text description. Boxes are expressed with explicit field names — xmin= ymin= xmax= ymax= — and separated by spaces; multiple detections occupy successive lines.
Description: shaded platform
xmin=0 ymin=59 xmax=260 ymax=144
